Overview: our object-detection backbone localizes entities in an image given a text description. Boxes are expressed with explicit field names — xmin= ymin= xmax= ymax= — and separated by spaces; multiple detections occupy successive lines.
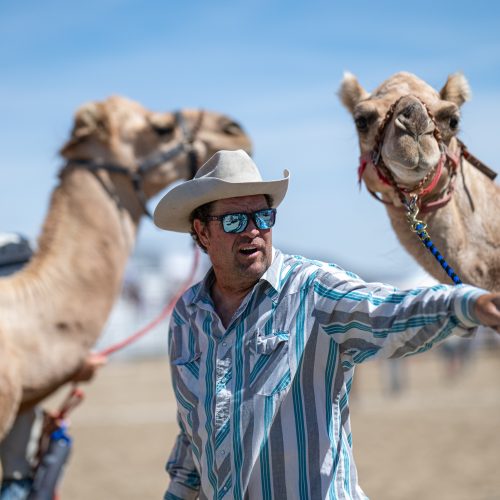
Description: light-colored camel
xmin=339 ymin=71 xmax=499 ymax=290
xmin=0 ymin=96 xmax=251 ymax=447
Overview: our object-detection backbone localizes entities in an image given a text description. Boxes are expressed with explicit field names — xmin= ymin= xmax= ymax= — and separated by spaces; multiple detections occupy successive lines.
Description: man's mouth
xmin=239 ymin=246 xmax=259 ymax=256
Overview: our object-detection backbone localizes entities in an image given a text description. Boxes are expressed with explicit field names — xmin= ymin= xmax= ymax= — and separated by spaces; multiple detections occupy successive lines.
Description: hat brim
xmin=154 ymin=169 xmax=290 ymax=232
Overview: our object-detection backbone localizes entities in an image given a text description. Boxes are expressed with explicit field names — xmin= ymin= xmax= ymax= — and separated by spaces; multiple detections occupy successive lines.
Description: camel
xmin=339 ymin=71 xmax=499 ymax=291
xmin=0 ymin=96 xmax=251 ymax=450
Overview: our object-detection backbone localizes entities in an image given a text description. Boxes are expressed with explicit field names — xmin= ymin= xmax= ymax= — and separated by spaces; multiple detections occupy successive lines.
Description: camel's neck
xmin=1 ymin=169 xmax=143 ymax=399
xmin=36 ymin=169 xmax=139 ymax=317
xmin=384 ymin=156 xmax=500 ymax=289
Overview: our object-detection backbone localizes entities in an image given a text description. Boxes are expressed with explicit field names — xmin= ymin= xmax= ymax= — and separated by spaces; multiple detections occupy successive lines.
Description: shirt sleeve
xmin=164 ymin=416 xmax=200 ymax=500
xmin=165 ymin=292 xmax=201 ymax=499
xmin=312 ymin=266 xmax=487 ymax=365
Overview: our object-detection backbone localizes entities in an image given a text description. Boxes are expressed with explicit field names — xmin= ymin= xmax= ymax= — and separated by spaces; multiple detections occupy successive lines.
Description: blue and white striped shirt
xmin=165 ymin=249 xmax=483 ymax=500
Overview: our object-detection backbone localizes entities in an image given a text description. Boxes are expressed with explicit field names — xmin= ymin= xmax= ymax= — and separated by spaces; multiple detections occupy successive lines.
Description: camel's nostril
xmin=400 ymin=102 xmax=421 ymax=120
xmin=397 ymin=102 xmax=432 ymax=138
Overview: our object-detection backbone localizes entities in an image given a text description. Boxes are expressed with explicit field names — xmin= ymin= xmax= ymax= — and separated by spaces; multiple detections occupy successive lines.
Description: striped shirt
xmin=165 ymin=249 xmax=483 ymax=500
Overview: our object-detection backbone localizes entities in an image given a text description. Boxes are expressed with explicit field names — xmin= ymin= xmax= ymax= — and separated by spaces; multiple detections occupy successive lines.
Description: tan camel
xmin=339 ymin=71 xmax=499 ymax=290
xmin=0 ymin=96 xmax=251 ymax=447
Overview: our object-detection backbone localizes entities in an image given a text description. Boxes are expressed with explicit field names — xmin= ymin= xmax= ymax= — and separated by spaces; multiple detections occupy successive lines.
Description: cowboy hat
xmin=153 ymin=149 xmax=289 ymax=233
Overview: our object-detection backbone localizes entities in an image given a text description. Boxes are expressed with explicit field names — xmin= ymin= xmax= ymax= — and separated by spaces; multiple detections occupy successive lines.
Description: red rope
xmin=52 ymin=245 xmax=201 ymax=422
xmin=43 ymin=248 xmax=201 ymax=500
xmin=98 ymin=245 xmax=200 ymax=356
xmin=52 ymin=386 xmax=85 ymax=420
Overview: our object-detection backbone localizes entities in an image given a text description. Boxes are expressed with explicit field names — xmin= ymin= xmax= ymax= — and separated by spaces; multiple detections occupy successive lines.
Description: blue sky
xmin=1 ymin=0 xmax=499 ymax=282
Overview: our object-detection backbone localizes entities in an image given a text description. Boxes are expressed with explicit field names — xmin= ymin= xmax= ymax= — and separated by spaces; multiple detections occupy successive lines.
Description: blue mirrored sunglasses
xmin=205 ymin=208 xmax=277 ymax=234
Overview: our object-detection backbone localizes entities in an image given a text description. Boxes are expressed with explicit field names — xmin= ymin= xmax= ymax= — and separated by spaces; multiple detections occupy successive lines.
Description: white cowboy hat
xmin=153 ymin=149 xmax=290 ymax=233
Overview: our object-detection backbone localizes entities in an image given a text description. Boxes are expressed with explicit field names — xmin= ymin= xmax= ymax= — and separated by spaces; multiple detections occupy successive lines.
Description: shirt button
xmin=222 ymin=341 xmax=227 ymax=347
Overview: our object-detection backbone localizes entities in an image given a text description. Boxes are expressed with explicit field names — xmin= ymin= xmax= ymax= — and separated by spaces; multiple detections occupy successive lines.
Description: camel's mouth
xmin=375 ymin=93 xmax=445 ymax=188
xmin=384 ymin=155 xmax=441 ymax=189
xmin=381 ymin=133 xmax=442 ymax=187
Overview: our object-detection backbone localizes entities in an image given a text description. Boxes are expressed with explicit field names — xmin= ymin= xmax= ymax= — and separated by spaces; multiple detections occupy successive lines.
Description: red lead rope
xmin=54 ymin=245 xmax=201 ymax=419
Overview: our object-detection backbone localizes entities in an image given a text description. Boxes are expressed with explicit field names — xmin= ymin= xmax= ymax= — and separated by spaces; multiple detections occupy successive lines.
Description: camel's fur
xmin=339 ymin=72 xmax=499 ymax=290
xmin=0 ymin=96 xmax=251 ymax=457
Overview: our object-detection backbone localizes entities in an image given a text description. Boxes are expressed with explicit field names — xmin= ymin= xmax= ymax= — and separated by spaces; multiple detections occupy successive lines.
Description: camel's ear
xmin=60 ymin=102 xmax=109 ymax=157
xmin=338 ymin=72 xmax=370 ymax=114
xmin=439 ymin=73 xmax=471 ymax=107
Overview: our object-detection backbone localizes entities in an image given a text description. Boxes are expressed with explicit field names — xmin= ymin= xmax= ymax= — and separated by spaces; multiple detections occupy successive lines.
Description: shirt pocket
xmin=171 ymin=349 xmax=202 ymax=401
xmin=249 ymin=330 xmax=291 ymax=396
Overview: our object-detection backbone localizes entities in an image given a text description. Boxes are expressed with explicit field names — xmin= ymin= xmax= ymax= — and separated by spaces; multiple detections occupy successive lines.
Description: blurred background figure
xmin=436 ymin=337 xmax=475 ymax=380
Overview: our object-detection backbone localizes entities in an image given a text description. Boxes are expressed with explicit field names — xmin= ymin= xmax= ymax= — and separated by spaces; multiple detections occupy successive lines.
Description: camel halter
xmin=359 ymin=95 xmax=497 ymax=284
xmin=59 ymin=110 xmax=204 ymax=219
xmin=359 ymin=96 xmax=463 ymax=284
xmin=358 ymin=94 xmax=497 ymax=206
xmin=357 ymin=96 xmax=463 ymax=211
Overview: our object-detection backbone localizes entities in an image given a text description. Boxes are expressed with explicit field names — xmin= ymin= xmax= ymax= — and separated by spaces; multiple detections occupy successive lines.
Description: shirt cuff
xmin=165 ymin=481 xmax=199 ymax=500
xmin=452 ymin=285 xmax=489 ymax=328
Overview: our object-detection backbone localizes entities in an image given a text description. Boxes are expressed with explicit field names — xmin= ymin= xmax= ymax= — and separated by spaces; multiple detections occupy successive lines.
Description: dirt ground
xmin=49 ymin=346 xmax=500 ymax=500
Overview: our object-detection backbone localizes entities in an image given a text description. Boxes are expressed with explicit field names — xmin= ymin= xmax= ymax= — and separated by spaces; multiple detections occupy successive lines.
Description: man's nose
xmin=241 ymin=216 xmax=260 ymax=236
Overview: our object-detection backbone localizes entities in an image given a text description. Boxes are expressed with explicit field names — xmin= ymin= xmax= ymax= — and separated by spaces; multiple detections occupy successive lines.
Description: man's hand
xmin=473 ymin=293 xmax=500 ymax=333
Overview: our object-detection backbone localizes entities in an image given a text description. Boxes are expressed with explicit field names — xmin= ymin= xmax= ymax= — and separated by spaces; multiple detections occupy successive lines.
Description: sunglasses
xmin=205 ymin=208 xmax=277 ymax=234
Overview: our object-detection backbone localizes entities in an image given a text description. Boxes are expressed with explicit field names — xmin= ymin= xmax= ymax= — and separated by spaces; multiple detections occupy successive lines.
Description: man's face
xmin=194 ymin=195 xmax=273 ymax=288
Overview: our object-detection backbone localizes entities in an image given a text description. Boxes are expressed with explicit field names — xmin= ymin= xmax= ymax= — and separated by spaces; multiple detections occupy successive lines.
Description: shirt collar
xmin=258 ymin=247 xmax=284 ymax=295
xmin=189 ymin=267 xmax=216 ymax=309
xmin=188 ymin=247 xmax=284 ymax=308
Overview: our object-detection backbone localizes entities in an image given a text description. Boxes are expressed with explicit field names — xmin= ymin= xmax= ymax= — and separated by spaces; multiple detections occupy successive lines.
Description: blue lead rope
xmin=405 ymin=197 xmax=462 ymax=285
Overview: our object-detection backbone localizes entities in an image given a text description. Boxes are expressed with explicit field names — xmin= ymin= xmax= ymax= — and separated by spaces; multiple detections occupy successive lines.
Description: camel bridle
xmin=357 ymin=95 xmax=461 ymax=213
xmin=60 ymin=110 xmax=204 ymax=218
xmin=358 ymin=95 xmax=496 ymax=213
xmin=356 ymin=95 xmax=497 ymax=285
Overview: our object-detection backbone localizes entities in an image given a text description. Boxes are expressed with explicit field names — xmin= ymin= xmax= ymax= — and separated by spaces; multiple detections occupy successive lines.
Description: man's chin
xmin=235 ymin=252 xmax=269 ymax=278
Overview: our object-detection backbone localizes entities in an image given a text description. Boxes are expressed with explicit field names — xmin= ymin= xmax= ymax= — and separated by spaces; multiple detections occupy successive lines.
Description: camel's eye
xmin=353 ymin=110 xmax=377 ymax=133
xmin=354 ymin=116 xmax=368 ymax=132
xmin=435 ymin=105 xmax=460 ymax=136
xmin=223 ymin=121 xmax=244 ymax=136
xmin=449 ymin=116 xmax=459 ymax=130
xmin=149 ymin=114 xmax=176 ymax=137
xmin=153 ymin=124 xmax=175 ymax=137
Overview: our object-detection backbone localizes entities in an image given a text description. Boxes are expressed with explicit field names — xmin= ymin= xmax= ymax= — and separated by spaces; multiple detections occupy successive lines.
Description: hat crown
xmin=153 ymin=149 xmax=289 ymax=233
xmin=195 ymin=149 xmax=263 ymax=183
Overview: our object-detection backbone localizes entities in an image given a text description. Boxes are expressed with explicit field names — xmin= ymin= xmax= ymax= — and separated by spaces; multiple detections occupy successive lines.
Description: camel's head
xmin=338 ymin=71 xmax=470 ymax=193
xmin=60 ymin=96 xmax=252 ymax=198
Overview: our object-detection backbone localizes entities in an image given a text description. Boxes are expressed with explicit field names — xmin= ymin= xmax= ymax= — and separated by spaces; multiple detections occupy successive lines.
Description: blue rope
xmin=413 ymin=223 xmax=462 ymax=284
xmin=405 ymin=197 xmax=462 ymax=285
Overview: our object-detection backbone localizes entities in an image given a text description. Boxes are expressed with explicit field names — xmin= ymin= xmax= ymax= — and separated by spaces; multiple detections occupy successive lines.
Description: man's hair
xmin=189 ymin=194 xmax=274 ymax=253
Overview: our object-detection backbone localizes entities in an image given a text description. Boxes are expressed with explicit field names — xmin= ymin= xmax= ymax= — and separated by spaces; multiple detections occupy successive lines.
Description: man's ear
xmin=193 ymin=219 xmax=210 ymax=249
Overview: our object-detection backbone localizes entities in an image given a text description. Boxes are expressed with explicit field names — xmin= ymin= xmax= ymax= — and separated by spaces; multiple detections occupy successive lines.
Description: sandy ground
xmin=48 ymin=347 xmax=500 ymax=500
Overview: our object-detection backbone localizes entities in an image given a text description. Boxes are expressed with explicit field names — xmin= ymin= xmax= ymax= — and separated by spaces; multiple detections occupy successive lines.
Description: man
xmin=153 ymin=150 xmax=500 ymax=500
